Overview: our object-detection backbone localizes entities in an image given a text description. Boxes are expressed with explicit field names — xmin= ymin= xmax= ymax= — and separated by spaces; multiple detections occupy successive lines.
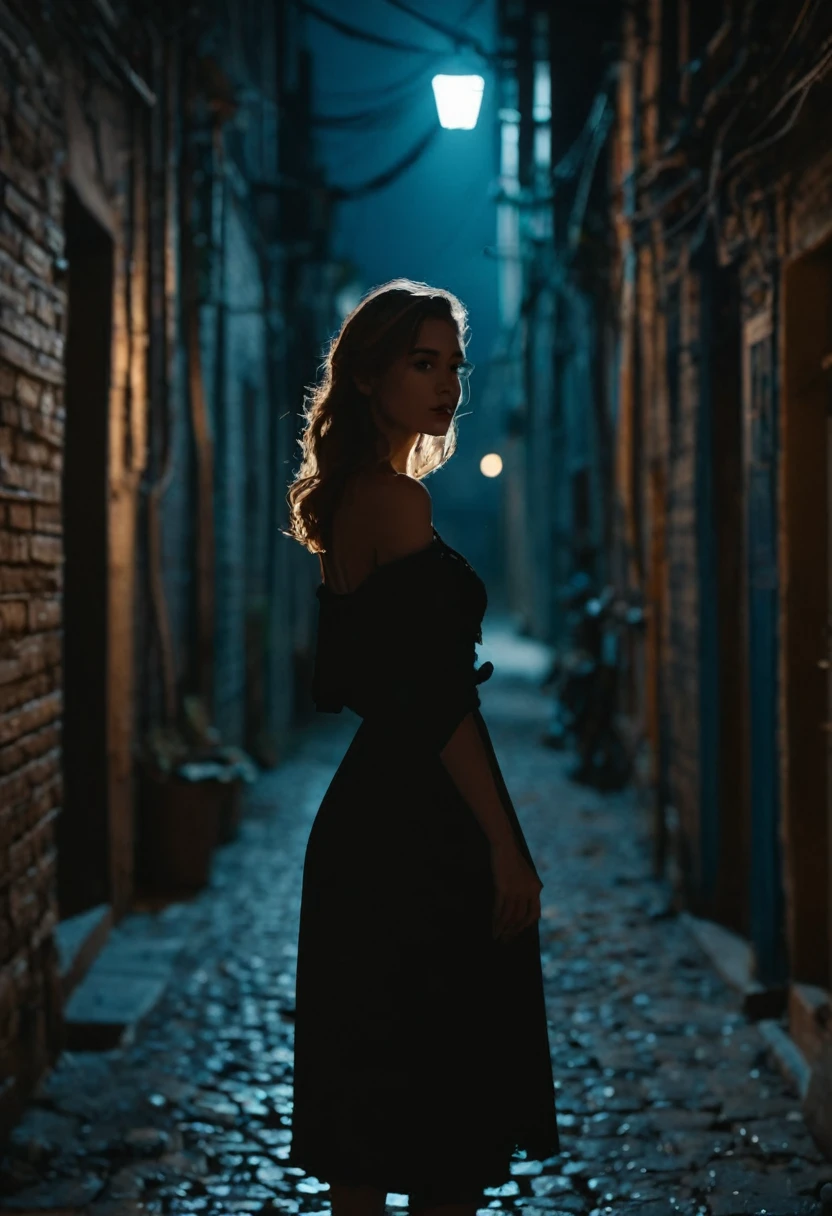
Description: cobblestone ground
xmin=2 ymin=624 xmax=831 ymax=1216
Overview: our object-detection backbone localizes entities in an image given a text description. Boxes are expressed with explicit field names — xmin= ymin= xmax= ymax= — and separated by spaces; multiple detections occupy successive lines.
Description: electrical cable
xmin=315 ymin=59 xmax=433 ymax=104
xmin=300 ymin=1 xmax=437 ymax=55
xmin=698 ymin=1 xmax=828 ymax=219
xmin=661 ymin=193 xmax=708 ymax=242
xmin=329 ymin=125 xmax=440 ymax=200
xmin=740 ymin=37 xmax=832 ymax=146
xmin=567 ymin=96 xmax=614 ymax=252
xmin=721 ymin=52 xmax=832 ymax=178
xmin=640 ymin=8 xmax=832 ymax=247
xmin=658 ymin=58 xmax=828 ymax=249
xmin=381 ymin=0 xmax=494 ymax=62
xmin=311 ymin=0 xmax=489 ymax=124
xmin=311 ymin=0 xmax=492 ymax=200
xmin=551 ymin=65 xmax=617 ymax=184
xmin=312 ymin=82 xmax=429 ymax=130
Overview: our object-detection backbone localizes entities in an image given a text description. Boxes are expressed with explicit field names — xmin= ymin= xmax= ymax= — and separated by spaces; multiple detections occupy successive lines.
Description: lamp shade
xmin=431 ymin=74 xmax=485 ymax=130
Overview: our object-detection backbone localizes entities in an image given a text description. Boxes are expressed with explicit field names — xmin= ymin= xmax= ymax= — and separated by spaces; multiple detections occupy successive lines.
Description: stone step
xmin=62 ymin=931 xmax=186 ymax=1051
xmin=53 ymin=903 xmax=113 ymax=1001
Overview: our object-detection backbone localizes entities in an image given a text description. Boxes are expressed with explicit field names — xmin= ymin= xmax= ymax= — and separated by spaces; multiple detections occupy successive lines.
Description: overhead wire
xmin=739 ymin=36 xmax=832 ymax=146
xmin=721 ymin=50 xmax=832 ymax=178
xmin=704 ymin=0 xmax=827 ymax=188
xmin=646 ymin=0 xmax=832 ymax=246
xmin=315 ymin=62 xmax=432 ymax=103
xmin=312 ymin=0 xmax=494 ymax=200
xmin=313 ymin=80 xmax=431 ymax=130
xmin=381 ymin=0 xmax=493 ymax=62
xmin=329 ymin=126 xmax=441 ymax=200
xmin=567 ymin=95 xmax=614 ymax=253
xmin=300 ymin=1 xmax=437 ymax=55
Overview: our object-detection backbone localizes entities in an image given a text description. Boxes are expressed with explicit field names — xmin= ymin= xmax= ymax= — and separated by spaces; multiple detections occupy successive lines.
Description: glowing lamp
xmin=431 ymin=74 xmax=485 ymax=130
xmin=480 ymin=453 xmax=503 ymax=478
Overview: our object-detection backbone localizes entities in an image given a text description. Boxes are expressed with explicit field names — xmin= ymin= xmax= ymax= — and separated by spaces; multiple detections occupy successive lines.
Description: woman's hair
xmin=285 ymin=278 xmax=469 ymax=554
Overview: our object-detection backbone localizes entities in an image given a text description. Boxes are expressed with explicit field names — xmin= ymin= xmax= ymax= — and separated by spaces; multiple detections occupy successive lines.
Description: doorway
xmin=782 ymin=244 xmax=832 ymax=988
xmin=56 ymin=186 xmax=113 ymax=919
xmin=696 ymin=254 xmax=749 ymax=932
xmin=743 ymin=309 xmax=788 ymax=988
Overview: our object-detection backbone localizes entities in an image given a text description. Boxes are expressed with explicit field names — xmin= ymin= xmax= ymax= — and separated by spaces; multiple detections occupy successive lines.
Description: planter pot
xmin=137 ymin=765 xmax=224 ymax=892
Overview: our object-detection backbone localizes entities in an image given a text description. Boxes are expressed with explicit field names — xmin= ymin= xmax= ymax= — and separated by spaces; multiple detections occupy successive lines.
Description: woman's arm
xmin=439 ymin=712 xmax=516 ymax=852
xmin=441 ymin=710 xmax=542 ymax=943
xmin=375 ymin=474 xmax=520 ymax=851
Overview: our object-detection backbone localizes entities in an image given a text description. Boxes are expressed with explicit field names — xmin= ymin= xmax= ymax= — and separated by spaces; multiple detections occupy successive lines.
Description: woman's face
xmin=365 ymin=316 xmax=468 ymax=439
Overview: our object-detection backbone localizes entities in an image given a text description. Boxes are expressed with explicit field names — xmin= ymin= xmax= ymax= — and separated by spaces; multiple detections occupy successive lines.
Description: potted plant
xmin=137 ymin=697 xmax=258 ymax=893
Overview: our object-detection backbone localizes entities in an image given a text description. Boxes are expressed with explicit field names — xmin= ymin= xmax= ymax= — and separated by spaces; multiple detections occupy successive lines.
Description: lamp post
xmin=431 ymin=73 xmax=485 ymax=130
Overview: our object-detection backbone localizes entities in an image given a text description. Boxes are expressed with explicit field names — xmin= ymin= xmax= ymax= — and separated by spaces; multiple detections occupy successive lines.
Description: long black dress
xmin=288 ymin=528 xmax=559 ymax=1197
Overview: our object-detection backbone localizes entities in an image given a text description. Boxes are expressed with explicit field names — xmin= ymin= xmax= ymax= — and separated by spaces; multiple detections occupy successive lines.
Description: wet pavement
xmin=2 ymin=621 xmax=830 ymax=1216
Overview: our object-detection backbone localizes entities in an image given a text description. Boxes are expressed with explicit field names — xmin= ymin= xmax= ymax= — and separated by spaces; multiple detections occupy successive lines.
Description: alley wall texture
xmin=606 ymin=0 xmax=832 ymax=1157
xmin=0 ymin=0 xmax=334 ymax=1135
xmin=0 ymin=10 xmax=73 ymax=1134
xmin=495 ymin=0 xmax=832 ymax=1160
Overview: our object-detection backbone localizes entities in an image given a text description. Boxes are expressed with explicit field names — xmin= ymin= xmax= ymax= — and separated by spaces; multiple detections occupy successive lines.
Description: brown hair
xmin=285 ymin=278 xmax=469 ymax=554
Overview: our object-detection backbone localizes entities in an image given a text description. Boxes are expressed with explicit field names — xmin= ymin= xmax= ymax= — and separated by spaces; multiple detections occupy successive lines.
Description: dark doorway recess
xmin=743 ymin=306 xmax=788 ymax=989
xmin=57 ymin=186 xmax=113 ymax=918
xmin=781 ymin=242 xmax=832 ymax=988
xmin=696 ymin=252 xmax=749 ymax=933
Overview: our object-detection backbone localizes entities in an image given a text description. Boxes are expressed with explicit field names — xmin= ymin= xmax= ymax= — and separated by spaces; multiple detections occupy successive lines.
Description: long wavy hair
xmin=285 ymin=278 xmax=470 ymax=554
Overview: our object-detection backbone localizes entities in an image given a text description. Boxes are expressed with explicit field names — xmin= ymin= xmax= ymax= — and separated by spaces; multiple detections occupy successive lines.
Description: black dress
xmin=288 ymin=528 xmax=559 ymax=1199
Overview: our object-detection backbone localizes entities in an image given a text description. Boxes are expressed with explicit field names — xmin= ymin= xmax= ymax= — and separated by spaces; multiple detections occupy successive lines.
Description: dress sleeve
xmin=380 ymin=562 xmax=493 ymax=752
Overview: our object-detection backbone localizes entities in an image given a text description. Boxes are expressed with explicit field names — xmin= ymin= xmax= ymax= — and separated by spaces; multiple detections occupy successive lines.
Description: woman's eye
xmin=413 ymin=359 xmax=433 ymax=371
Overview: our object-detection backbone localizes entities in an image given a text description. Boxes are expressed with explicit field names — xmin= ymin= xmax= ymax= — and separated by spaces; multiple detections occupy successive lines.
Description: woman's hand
xmin=490 ymin=840 xmax=543 ymax=943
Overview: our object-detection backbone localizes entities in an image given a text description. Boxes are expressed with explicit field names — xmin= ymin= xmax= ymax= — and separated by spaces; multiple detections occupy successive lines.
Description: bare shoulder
xmin=365 ymin=472 xmax=433 ymax=563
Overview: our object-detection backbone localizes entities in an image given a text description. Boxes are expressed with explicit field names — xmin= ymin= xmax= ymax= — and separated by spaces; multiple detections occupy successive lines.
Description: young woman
xmin=285 ymin=279 xmax=559 ymax=1216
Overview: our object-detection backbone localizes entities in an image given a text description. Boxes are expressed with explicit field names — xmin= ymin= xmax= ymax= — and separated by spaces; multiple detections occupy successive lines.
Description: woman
xmin=285 ymin=279 xmax=559 ymax=1216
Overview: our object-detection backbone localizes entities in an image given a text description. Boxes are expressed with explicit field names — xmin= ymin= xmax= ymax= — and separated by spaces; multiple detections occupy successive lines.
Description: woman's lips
xmin=432 ymin=405 xmax=454 ymax=417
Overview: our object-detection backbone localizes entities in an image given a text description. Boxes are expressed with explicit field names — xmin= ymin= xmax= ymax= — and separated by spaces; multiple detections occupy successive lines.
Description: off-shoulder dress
xmin=287 ymin=528 xmax=560 ymax=1199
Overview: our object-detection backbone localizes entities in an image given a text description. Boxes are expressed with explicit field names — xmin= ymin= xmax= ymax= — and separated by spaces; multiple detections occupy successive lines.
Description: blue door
xmin=744 ymin=316 xmax=788 ymax=986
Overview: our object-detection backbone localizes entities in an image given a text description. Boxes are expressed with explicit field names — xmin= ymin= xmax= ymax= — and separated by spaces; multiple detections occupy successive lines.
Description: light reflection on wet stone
xmin=0 ymin=690 xmax=829 ymax=1215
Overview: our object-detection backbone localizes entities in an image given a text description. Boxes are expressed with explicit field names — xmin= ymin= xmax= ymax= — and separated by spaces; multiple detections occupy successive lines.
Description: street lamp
xmin=480 ymin=453 xmax=503 ymax=477
xmin=431 ymin=74 xmax=485 ymax=130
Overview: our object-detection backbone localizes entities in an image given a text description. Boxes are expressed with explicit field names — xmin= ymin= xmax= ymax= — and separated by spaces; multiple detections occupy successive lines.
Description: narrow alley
xmin=4 ymin=1 xmax=832 ymax=1213
xmin=2 ymin=625 xmax=828 ymax=1216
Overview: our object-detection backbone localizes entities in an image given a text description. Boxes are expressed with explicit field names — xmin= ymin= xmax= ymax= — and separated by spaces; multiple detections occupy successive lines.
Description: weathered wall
xmin=212 ymin=191 xmax=269 ymax=747
xmin=0 ymin=5 xmax=69 ymax=1129
xmin=610 ymin=0 xmax=832 ymax=991
xmin=0 ymin=0 xmax=335 ymax=1139
xmin=777 ymin=152 xmax=832 ymax=986
xmin=665 ymin=259 xmax=701 ymax=893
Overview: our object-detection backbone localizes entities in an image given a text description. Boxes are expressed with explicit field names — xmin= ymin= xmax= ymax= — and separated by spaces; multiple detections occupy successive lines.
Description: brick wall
xmin=664 ymin=261 xmax=701 ymax=891
xmin=0 ymin=4 xmax=67 ymax=1127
